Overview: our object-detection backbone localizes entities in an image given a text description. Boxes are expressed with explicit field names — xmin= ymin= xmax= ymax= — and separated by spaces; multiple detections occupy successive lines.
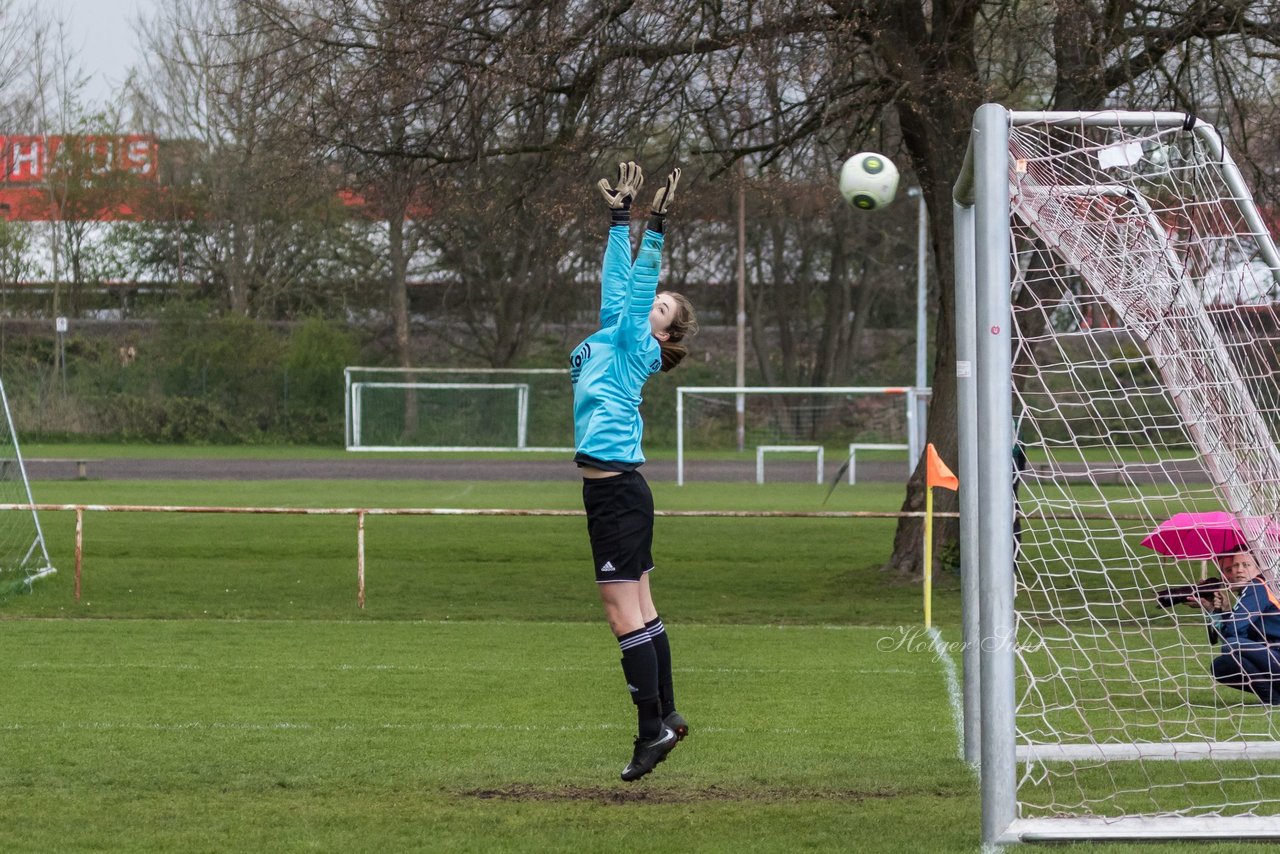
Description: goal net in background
xmin=958 ymin=108 xmax=1280 ymax=842
xmin=676 ymin=386 xmax=927 ymax=485
xmin=344 ymin=367 xmax=573 ymax=452
xmin=0 ymin=377 xmax=55 ymax=600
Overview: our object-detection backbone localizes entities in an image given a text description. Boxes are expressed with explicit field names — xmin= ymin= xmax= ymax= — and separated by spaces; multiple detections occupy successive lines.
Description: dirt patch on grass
xmin=463 ymin=783 xmax=899 ymax=805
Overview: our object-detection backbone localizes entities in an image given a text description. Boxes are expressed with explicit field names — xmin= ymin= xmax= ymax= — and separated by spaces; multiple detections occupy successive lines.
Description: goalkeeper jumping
xmin=568 ymin=161 xmax=698 ymax=781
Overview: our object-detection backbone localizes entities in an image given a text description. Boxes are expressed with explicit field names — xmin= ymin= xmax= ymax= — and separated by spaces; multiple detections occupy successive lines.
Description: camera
xmin=1155 ymin=576 xmax=1225 ymax=609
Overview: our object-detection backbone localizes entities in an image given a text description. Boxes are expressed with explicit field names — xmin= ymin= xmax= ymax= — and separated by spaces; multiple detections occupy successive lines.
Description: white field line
xmin=927 ymin=626 xmax=965 ymax=761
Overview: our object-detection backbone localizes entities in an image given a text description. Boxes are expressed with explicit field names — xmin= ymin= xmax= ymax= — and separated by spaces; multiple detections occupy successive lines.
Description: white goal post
xmin=344 ymin=367 xmax=573 ymax=453
xmin=957 ymin=106 xmax=1280 ymax=843
xmin=676 ymin=385 xmax=929 ymax=486
xmin=0 ymin=376 xmax=55 ymax=599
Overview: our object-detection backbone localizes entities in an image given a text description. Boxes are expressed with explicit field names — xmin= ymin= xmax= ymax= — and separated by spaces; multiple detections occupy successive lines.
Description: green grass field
xmin=0 ymin=470 xmax=1273 ymax=852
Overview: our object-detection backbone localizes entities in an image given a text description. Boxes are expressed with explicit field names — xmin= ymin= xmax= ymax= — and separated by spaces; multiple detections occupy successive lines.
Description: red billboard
xmin=0 ymin=135 xmax=159 ymax=221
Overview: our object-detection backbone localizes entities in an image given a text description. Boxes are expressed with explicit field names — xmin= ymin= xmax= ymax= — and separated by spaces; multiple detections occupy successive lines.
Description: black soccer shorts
xmin=582 ymin=470 xmax=655 ymax=583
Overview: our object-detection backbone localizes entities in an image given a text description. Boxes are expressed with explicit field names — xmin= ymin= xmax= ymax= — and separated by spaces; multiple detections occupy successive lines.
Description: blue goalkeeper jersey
xmin=569 ymin=224 xmax=664 ymax=467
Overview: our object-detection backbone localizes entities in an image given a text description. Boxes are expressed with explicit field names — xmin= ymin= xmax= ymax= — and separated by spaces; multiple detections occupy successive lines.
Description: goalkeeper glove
xmin=597 ymin=161 xmax=644 ymax=225
xmin=648 ymin=167 xmax=680 ymax=233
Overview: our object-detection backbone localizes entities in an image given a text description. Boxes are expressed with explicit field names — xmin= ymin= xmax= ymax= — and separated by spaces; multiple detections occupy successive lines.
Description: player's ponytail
xmin=659 ymin=340 xmax=688 ymax=372
xmin=658 ymin=291 xmax=698 ymax=373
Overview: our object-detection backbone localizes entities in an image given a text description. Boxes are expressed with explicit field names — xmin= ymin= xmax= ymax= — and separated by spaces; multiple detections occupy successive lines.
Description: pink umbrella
xmin=1140 ymin=511 xmax=1280 ymax=559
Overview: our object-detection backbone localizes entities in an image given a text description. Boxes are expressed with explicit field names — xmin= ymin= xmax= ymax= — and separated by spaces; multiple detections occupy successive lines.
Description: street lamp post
xmin=907 ymin=187 xmax=928 ymax=461
xmin=736 ymin=167 xmax=747 ymax=452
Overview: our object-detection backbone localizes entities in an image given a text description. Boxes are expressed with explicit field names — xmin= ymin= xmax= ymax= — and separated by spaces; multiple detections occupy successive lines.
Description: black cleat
xmin=664 ymin=711 xmax=689 ymax=742
xmin=620 ymin=725 xmax=678 ymax=782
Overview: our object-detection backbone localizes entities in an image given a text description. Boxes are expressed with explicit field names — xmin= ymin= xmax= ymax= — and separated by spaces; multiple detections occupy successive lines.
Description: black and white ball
xmin=839 ymin=152 xmax=899 ymax=211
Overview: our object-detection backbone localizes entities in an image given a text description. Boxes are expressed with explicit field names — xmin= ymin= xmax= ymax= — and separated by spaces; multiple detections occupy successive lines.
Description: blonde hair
xmin=658 ymin=291 xmax=698 ymax=372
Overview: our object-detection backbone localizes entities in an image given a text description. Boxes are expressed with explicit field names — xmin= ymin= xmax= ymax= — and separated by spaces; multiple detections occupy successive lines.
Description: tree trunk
xmin=388 ymin=211 xmax=411 ymax=370
xmin=749 ymin=249 xmax=777 ymax=386
xmin=876 ymin=0 xmax=981 ymax=578
xmin=814 ymin=208 xmax=849 ymax=386
xmin=884 ymin=257 xmax=960 ymax=579
xmin=388 ymin=208 xmax=419 ymax=440
xmin=228 ymin=220 xmax=250 ymax=315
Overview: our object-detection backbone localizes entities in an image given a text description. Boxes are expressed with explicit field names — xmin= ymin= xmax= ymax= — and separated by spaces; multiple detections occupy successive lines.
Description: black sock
xmin=645 ymin=616 xmax=675 ymax=717
xmin=618 ymin=627 xmax=662 ymax=739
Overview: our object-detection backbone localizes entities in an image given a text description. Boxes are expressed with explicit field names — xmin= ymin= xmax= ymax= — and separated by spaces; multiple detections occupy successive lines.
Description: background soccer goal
xmin=0 ymin=377 xmax=55 ymax=599
xmin=344 ymin=367 xmax=573 ymax=452
xmin=675 ymin=385 xmax=928 ymax=485
xmin=957 ymin=106 xmax=1280 ymax=843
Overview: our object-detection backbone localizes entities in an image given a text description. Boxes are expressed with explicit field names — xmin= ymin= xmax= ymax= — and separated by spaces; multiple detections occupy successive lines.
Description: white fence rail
xmin=12 ymin=503 xmax=960 ymax=609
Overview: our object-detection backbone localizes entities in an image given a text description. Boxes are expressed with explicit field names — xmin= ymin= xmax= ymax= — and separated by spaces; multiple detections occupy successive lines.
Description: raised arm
xmin=596 ymin=162 xmax=643 ymax=328
xmin=618 ymin=168 xmax=680 ymax=351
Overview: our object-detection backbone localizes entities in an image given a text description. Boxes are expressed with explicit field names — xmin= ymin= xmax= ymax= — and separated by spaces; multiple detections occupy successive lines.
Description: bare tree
xmin=0 ymin=1 xmax=48 ymax=129
xmin=131 ymin=0 xmax=350 ymax=316
xmin=0 ymin=2 xmax=48 ymax=378
xmin=242 ymin=0 xmax=682 ymax=368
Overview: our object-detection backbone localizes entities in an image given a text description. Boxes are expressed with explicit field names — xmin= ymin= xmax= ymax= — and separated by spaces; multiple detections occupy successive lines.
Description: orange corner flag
xmin=925 ymin=443 xmax=958 ymax=491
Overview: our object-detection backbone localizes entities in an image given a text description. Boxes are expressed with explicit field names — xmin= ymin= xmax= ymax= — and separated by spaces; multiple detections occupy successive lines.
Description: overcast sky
xmin=54 ymin=0 xmax=162 ymax=108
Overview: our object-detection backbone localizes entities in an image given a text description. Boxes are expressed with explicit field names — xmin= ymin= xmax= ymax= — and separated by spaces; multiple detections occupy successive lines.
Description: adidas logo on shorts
xmin=600 ymin=561 xmax=616 ymax=573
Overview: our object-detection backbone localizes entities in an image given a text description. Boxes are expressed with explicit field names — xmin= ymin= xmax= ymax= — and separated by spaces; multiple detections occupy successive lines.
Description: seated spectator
xmin=1189 ymin=546 xmax=1280 ymax=705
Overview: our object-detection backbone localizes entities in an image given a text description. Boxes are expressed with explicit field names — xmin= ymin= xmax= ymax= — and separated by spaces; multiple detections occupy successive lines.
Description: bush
xmin=0 ymin=309 xmax=364 ymax=444
xmin=91 ymin=394 xmax=254 ymax=443
xmin=153 ymin=306 xmax=285 ymax=415
xmin=284 ymin=318 xmax=360 ymax=415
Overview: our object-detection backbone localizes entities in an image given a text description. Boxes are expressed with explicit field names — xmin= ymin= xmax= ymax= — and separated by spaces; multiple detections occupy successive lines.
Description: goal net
xmin=957 ymin=108 xmax=1280 ymax=842
xmin=676 ymin=386 xmax=927 ymax=485
xmin=344 ymin=367 xmax=573 ymax=452
xmin=0 ymin=377 xmax=55 ymax=600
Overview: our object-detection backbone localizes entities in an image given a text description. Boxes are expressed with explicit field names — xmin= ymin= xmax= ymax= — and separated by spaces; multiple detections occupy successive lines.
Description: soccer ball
xmin=839 ymin=152 xmax=899 ymax=211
